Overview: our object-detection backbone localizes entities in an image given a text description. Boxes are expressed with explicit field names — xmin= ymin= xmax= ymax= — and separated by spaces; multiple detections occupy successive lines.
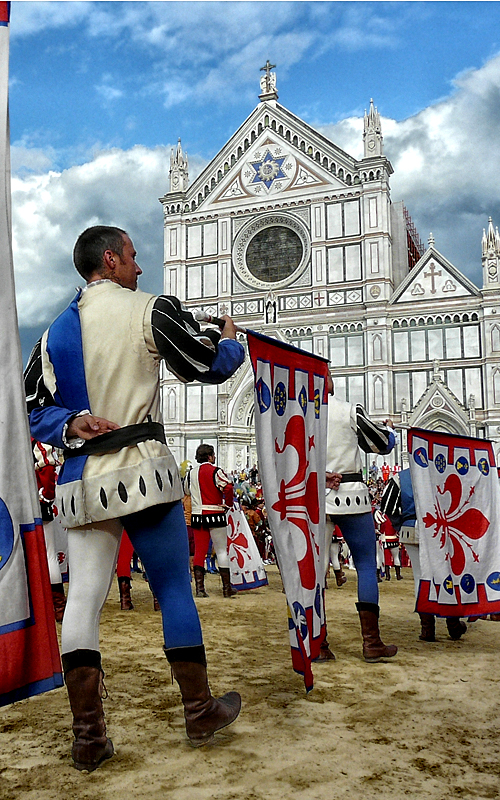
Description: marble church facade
xmin=159 ymin=67 xmax=500 ymax=473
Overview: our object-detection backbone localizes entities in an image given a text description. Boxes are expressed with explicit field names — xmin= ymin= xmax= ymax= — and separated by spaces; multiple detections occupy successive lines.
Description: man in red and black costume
xmin=186 ymin=444 xmax=235 ymax=598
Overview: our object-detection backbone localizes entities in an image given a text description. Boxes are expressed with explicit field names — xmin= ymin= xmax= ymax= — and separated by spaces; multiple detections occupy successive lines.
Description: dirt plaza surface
xmin=1 ymin=565 xmax=500 ymax=800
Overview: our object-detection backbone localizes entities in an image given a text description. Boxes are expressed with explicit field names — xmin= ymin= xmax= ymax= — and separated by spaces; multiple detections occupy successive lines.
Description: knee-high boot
xmin=395 ymin=566 xmax=403 ymax=581
xmin=62 ymin=650 xmax=114 ymax=772
xmin=334 ymin=569 xmax=347 ymax=587
xmin=51 ymin=582 xmax=67 ymax=622
xmin=194 ymin=565 xmax=209 ymax=598
xmin=164 ymin=645 xmax=241 ymax=746
xmin=219 ymin=567 xmax=236 ymax=598
xmin=118 ymin=576 xmax=134 ymax=610
xmin=385 ymin=566 xmax=391 ymax=581
xmin=418 ymin=612 xmax=436 ymax=642
xmin=313 ymin=626 xmax=336 ymax=662
xmin=356 ymin=602 xmax=398 ymax=662
xmin=446 ymin=617 xmax=467 ymax=640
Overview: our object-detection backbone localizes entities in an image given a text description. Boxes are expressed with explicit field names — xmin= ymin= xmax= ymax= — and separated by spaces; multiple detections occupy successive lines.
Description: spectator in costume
xmin=374 ymin=509 xmax=403 ymax=581
xmin=32 ymin=439 xmax=67 ymax=622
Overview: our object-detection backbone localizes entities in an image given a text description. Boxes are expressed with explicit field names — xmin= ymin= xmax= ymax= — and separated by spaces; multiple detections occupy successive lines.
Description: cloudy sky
xmin=8 ymin=0 xmax=500 ymax=363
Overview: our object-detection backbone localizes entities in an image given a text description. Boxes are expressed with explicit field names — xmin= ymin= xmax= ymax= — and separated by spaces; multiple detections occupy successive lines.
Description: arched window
xmin=494 ymin=369 xmax=500 ymax=404
xmin=492 ymin=325 xmax=500 ymax=352
xmin=373 ymin=376 xmax=384 ymax=409
xmin=372 ymin=334 xmax=383 ymax=361
xmin=167 ymin=389 xmax=176 ymax=420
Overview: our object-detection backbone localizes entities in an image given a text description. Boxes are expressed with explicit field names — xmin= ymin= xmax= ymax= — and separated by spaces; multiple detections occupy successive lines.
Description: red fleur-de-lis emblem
xmin=228 ymin=514 xmax=249 ymax=569
xmin=271 ymin=415 xmax=319 ymax=590
xmin=423 ymin=472 xmax=490 ymax=575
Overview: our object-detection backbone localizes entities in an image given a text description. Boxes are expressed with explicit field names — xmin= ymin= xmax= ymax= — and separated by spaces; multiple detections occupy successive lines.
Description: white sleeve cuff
xmin=62 ymin=410 xmax=91 ymax=448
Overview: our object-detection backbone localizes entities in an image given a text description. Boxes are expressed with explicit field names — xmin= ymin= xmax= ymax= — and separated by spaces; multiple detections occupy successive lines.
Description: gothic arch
xmin=228 ymin=377 xmax=256 ymax=430
xmin=412 ymin=410 xmax=469 ymax=436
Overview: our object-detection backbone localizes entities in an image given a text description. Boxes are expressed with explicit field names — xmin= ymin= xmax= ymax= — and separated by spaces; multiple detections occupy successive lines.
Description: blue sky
xmin=8 ymin=1 xmax=500 ymax=362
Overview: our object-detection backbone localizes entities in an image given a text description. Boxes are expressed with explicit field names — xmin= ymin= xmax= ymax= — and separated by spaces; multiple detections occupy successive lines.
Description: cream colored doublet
xmin=43 ymin=283 xmax=182 ymax=527
xmin=325 ymin=396 xmax=371 ymax=515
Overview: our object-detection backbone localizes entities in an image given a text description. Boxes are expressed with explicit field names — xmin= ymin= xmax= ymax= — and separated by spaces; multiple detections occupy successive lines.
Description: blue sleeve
xmin=386 ymin=430 xmax=396 ymax=454
xmin=199 ymin=339 xmax=245 ymax=384
xmin=29 ymin=406 xmax=79 ymax=450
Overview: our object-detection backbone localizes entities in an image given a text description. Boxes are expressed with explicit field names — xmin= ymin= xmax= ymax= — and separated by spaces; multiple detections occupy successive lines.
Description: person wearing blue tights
xmin=322 ymin=373 xmax=398 ymax=663
xmin=24 ymin=226 xmax=244 ymax=771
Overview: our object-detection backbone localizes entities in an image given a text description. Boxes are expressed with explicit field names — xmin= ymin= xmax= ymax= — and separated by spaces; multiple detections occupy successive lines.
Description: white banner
xmin=409 ymin=428 xmax=500 ymax=616
xmin=227 ymin=505 xmax=268 ymax=590
xmin=248 ymin=331 xmax=329 ymax=691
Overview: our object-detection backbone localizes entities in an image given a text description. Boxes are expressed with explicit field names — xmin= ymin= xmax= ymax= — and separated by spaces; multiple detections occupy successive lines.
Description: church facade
xmin=159 ymin=66 xmax=500 ymax=472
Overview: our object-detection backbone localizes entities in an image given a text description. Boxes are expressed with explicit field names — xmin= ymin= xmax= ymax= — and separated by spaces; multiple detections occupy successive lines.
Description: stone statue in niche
xmin=265 ymin=291 xmax=277 ymax=324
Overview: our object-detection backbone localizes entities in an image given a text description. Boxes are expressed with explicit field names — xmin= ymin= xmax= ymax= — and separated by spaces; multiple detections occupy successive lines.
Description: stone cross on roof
xmin=259 ymin=60 xmax=278 ymax=100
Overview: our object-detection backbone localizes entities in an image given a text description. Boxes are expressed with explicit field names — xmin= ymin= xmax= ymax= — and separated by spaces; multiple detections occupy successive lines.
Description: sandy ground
xmin=1 ymin=565 xmax=500 ymax=800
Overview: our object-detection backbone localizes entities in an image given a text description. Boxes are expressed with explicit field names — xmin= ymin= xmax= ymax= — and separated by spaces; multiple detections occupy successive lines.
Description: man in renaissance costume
xmin=24 ymin=225 xmax=245 ymax=771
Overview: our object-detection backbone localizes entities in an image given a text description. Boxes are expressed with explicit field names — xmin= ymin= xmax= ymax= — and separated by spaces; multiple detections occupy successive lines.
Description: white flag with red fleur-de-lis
xmin=248 ymin=331 xmax=330 ymax=692
xmin=408 ymin=428 xmax=500 ymax=617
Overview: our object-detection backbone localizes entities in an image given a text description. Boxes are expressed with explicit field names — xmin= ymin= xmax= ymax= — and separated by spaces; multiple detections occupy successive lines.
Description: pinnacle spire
xmin=483 ymin=216 xmax=499 ymax=256
xmin=169 ymin=138 xmax=189 ymax=193
xmin=363 ymin=98 xmax=383 ymax=157
xmin=481 ymin=215 xmax=500 ymax=288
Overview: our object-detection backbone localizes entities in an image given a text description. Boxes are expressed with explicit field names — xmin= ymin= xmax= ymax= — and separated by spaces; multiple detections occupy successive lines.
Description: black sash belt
xmin=339 ymin=472 xmax=363 ymax=483
xmin=64 ymin=421 xmax=166 ymax=458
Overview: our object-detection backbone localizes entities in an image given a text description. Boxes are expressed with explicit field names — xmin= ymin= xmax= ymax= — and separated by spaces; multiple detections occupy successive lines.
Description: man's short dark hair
xmin=73 ymin=225 xmax=128 ymax=280
xmin=195 ymin=444 xmax=215 ymax=463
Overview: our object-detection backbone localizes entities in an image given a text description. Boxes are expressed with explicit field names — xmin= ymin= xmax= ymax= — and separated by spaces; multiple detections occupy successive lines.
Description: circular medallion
xmin=233 ymin=213 xmax=311 ymax=290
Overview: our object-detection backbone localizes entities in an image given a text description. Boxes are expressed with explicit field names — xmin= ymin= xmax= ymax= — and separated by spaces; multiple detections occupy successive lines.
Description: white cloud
xmin=12 ymin=144 xmax=205 ymax=334
xmin=11 ymin=140 xmax=57 ymax=174
xmin=10 ymin=1 xmax=93 ymax=36
xmin=95 ymin=83 xmax=124 ymax=102
xmin=318 ymin=52 xmax=500 ymax=286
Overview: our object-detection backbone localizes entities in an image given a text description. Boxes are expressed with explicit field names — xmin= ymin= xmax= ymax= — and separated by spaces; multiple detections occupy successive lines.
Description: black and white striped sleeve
xmin=151 ymin=295 xmax=221 ymax=382
xmin=23 ymin=338 xmax=55 ymax=414
xmin=380 ymin=476 xmax=402 ymax=519
xmin=355 ymin=404 xmax=395 ymax=455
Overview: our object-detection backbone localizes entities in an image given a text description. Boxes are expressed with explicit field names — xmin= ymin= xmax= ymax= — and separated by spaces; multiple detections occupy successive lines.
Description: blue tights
xmin=123 ymin=501 xmax=203 ymax=650
xmin=329 ymin=512 xmax=379 ymax=605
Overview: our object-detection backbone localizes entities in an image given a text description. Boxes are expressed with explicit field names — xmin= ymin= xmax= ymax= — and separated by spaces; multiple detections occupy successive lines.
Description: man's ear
xmin=103 ymin=249 xmax=116 ymax=272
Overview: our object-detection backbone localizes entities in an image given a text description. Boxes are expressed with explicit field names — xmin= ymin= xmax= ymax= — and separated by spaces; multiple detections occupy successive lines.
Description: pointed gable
xmin=185 ymin=102 xmax=359 ymax=214
xmin=409 ymin=378 xmax=469 ymax=435
xmin=390 ymin=247 xmax=480 ymax=305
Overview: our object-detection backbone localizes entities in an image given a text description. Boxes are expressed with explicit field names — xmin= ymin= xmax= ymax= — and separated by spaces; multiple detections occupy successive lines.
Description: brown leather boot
xmin=219 ymin=567 xmax=236 ymax=598
xmin=314 ymin=637 xmax=336 ymax=661
xmin=118 ymin=576 xmax=134 ymax=610
xmin=51 ymin=583 xmax=66 ymax=622
xmin=164 ymin=645 xmax=241 ymax=746
xmin=334 ymin=569 xmax=347 ymax=587
xmin=194 ymin=565 xmax=209 ymax=598
xmin=62 ymin=650 xmax=114 ymax=772
xmin=395 ymin=566 xmax=403 ymax=580
xmin=356 ymin=602 xmax=398 ymax=662
xmin=418 ymin=612 xmax=436 ymax=642
xmin=385 ymin=567 xmax=391 ymax=581
xmin=446 ymin=617 xmax=467 ymax=640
